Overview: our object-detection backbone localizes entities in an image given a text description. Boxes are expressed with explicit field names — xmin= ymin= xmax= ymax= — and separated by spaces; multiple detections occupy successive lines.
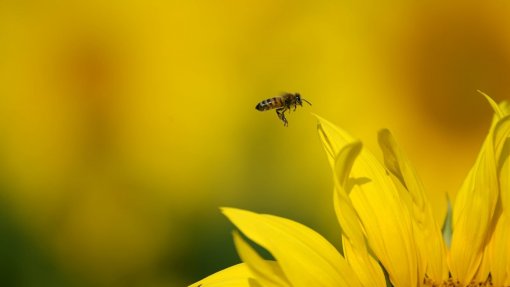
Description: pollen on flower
xmin=423 ymin=274 xmax=496 ymax=287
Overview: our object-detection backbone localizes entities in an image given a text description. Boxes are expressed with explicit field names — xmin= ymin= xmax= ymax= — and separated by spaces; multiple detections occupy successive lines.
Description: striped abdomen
xmin=255 ymin=97 xmax=284 ymax=111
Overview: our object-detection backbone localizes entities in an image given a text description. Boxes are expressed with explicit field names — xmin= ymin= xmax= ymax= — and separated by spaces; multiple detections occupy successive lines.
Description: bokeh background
xmin=1 ymin=1 xmax=509 ymax=286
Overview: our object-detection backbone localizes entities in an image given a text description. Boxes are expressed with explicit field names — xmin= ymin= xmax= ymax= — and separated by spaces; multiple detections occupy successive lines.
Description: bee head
xmin=295 ymin=93 xmax=303 ymax=106
xmin=295 ymin=93 xmax=311 ymax=106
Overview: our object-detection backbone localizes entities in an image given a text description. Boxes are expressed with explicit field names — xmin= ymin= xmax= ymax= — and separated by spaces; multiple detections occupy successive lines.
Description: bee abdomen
xmin=255 ymin=102 xmax=266 ymax=111
xmin=255 ymin=97 xmax=281 ymax=111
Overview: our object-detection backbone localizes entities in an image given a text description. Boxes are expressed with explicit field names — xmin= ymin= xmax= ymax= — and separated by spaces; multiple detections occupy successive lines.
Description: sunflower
xmin=191 ymin=93 xmax=510 ymax=287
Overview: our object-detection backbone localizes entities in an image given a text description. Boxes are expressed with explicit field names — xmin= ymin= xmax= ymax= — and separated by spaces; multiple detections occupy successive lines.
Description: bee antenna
xmin=302 ymin=98 xmax=312 ymax=106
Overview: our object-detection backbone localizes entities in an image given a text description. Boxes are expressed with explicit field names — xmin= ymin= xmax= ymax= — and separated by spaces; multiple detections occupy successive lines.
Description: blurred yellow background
xmin=0 ymin=1 xmax=509 ymax=286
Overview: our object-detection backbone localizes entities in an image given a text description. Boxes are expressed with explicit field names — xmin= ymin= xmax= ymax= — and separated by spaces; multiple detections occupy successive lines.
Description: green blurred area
xmin=0 ymin=1 xmax=509 ymax=286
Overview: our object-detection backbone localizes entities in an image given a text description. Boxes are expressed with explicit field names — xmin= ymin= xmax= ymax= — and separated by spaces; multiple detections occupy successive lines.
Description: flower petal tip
xmin=311 ymin=113 xmax=325 ymax=124
xmin=478 ymin=90 xmax=503 ymax=118
xmin=220 ymin=207 xmax=239 ymax=215
xmin=220 ymin=207 xmax=242 ymax=219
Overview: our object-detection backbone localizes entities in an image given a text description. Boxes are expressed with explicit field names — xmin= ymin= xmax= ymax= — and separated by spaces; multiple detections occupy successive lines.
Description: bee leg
xmin=281 ymin=113 xmax=288 ymax=126
xmin=276 ymin=108 xmax=289 ymax=126
xmin=293 ymin=102 xmax=297 ymax=111
xmin=276 ymin=108 xmax=288 ymax=126
xmin=276 ymin=108 xmax=284 ymax=121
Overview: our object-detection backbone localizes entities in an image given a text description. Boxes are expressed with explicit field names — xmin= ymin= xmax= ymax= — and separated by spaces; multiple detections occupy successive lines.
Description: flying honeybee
xmin=255 ymin=93 xmax=311 ymax=126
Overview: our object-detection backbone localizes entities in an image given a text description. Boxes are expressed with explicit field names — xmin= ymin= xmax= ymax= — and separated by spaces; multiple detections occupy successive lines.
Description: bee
xmin=255 ymin=93 xmax=311 ymax=126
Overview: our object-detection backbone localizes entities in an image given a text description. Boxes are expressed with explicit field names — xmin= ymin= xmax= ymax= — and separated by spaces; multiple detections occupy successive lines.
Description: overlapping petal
xmin=449 ymin=95 xmax=510 ymax=284
xmin=485 ymin=97 xmax=510 ymax=286
xmin=487 ymin=213 xmax=510 ymax=286
xmin=450 ymin=148 xmax=497 ymax=284
xmin=232 ymin=231 xmax=289 ymax=287
xmin=189 ymin=263 xmax=252 ymax=287
xmin=377 ymin=129 xmax=448 ymax=283
xmin=222 ymin=207 xmax=362 ymax=287
xmin=493 ymin=113 xmax=510 ymax=213
xmin=332 ymin=142 xmax=386 ymax=287
xmin=317 ymin=115 xmax=418 ymax=287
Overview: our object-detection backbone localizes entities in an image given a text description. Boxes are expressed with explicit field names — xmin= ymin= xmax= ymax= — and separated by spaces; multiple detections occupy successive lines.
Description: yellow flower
xmin=190 ymin=94 xmax=510 ymax=287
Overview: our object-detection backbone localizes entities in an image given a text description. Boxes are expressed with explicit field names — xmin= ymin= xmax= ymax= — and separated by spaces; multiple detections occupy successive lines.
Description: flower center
xmin=423 ymin=275 xmax=494 ymax=287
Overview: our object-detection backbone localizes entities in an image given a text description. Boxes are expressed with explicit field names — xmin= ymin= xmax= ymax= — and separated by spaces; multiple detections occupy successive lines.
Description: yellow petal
xmin=332 ymin=142 xmax=386 ymax=287
xmin=499 ymin=100 xmax=510 ymax=116
xmin=378 ymin=129 xmax=448 ymax=282
xmin=340 ymin=234 xmax=386 ymax=287
xmin=478 ymin=90 xmax=504 ymax=119
xmin=490 ymin=107 xmax=510 ymax=286
xmin=449 ymin=104 xmax=510 ymax=284
xmin=315 ymin=113 xmax=357 ymax=169
xmin=487 ymin=213 xmax=510 ymax=286
xmin=494 ymin=116 xmax=510 ymax=212
xmin=316 ymin=115 xmax=419 ymax=287
xmin=332 ymin=142 xmax=366 ymax=248
xmin=189 ymin=263 xmax=252 ymax=287
xmin=232 ymin=231 xmax=290 ymax=287
xmin=450 ymin=139 xmax=498 ymax=283
xmin=222 ymin=207 xmax=362 ymax=287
